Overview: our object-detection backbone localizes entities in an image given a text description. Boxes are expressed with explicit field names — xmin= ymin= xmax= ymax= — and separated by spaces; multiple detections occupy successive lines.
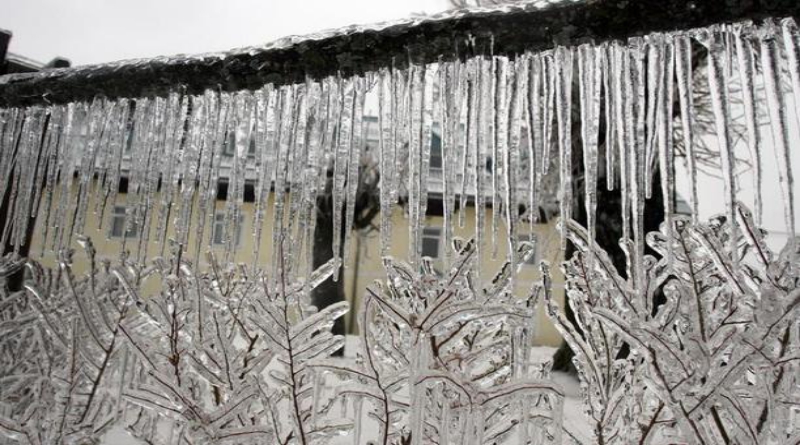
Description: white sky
xmin=3 ymin=0 xmax=798 ymax=250
xmin=1 ymin=0 xmax=449 ymax=66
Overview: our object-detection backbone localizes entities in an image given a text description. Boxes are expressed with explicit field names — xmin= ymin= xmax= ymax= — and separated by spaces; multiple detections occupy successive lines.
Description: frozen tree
xmin=549 ymin=205 xmax=800 ymax=444
xmin=0 ymin=239 xmax=132 ymax=444
xmin=0 ymin=234 xmax=351 ymax=445
xmin=312 ymin=237 xmax=565 ymax=445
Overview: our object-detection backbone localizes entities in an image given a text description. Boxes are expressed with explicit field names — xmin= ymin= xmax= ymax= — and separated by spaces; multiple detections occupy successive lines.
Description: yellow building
xmin=27 ymin=118 xmax=566 ymax=347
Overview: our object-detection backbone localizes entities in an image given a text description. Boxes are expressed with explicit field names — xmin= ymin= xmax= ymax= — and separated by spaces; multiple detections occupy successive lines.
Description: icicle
xmin=392 ymin=67 xmax=408 ymax=208
xmin=305 ymin=78 xmax=339 ymax=281
xmin=555 ymin=46 xmax=574 ymax=250
xmin=25 ymin=107 xmax=54 ymax=244
xmin=72 ymin=99 xmax=105 ymax=238
xmin=121 ymin=97 xmax=155 ymax=260
xmin=733 ymin=24 xmax=763 ymax=225
xmin=780 ymin=18 xmax=799 ymax=238
xmin=421 ymin=66 xmax=436 ymax=257
xmin=52 ymin=104 xmax=82 ymax=253
xmin=644 ymin=37 xmax=664 ymax=200
xmin=700 ymin=28 xmax=739 ymax=260
xmin=602 ymin=44 xmax=616 ymax=191
xmin=229 ymin=91 xmax=254 ymax=261
xmin=492 ymin=56 xmax=509 ymax=260
xmin=379 ymin=69 xmax=394 ymax=256
xmin=459 ymin=60 xmax=477 ymax=230
xmin=674 ymin=35 xmax=699 ymax=223
xmin=441 ymin=60 xmax=463 ymax=266
xmin=156 ymin=93 xmax=188 ymax=256
xmin=297 ymin=80 xmax=328 ymax=278
xmin=541 ymin=53 xmax=556 ymax=176
xmin=658 ymin=37 xmax=676 ymax=268
xmin=250 ymin=87 xmax=272 ymax=266
xmin=194 ymin=90 xmax=223 ymax=263
xmin=475 ymin=57 xmax=489 ymax=280
xmin=288 ymin=82 xmax=313 ymax=275
xmin=6 ymin=108 xmax=46 ymax=252
xmin=578 ymin=43 xmax=602 ymax=261
xmin=174 ymin=94 xmax=203 ymax=258
xmin=612 ymin=44 xmax=631 ymax=250
xmin=331 ymin=80 xmax=354 ymax=279
xmin=630 ymin=38 xmax=647 ymax=294
xmin=342 ymin=78 xmax=366 ymax=273
xmin=135 ymin=97 xmax=167 ymax=262
xmin=408 ymin=64 xmax=424 ymax=267
xmin=271 ymin=86 xmax=296 ymax=279
xmin=93 ymin=101 xmax=121 ymax=228
xmin=38 ymin=106 xmax=66 ymax=255
xmin=505 ymin=58 xmax=525 ymax=275
xmin=526 ymin=54 xmax=542 ymax=231
xmin=759 ymin=25 xmax=797 ymax=238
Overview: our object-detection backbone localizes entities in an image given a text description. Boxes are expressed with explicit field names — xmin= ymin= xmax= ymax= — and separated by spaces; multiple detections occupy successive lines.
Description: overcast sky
xmin=3 ymin=0 xmax=798 ymax=249
xmin=2 ymin=0 xmax=449 ymax=66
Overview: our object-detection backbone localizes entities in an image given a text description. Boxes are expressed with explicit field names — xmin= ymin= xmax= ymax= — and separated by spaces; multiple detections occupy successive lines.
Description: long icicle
xmin=658 ymin=36 xmax=676 ymax=268
xmin=492 ymin=56 xmax=508 ymax=260
xmin=780 ymin=18 xmax=799 ymax=238
xmin=760 ymin=23 xmax=797 ymax=239
xmin=505 ymin=58 xmax=524 ymax=278
xmin=342 ymin=78 xmax=366 ymax=274
xmin=602 ymin=44 xmax=616 ymax=191
xmin=701 ymin=28 xmax=739 ymax=262
xmin=527 ymin=53 xmax=542 ymax=231
xmin=408 ymin=64 xmax=424 ymax=267
xmin=629 ymin=38 xmax=647 ymax=294
xmin=733 ymin=24 xmax=763 ymax=225
xmin=674 ymin=34 xmax=699 ymax=223
xmin=578 ymin=43 xmax=602 ymax=261
xmin=379 ymin=69 xmax=394 ymax=256
xmin=555 ymin=46 xmax=575 ymax=251
xmin=332 ymin=80 xmax=353 ymax=280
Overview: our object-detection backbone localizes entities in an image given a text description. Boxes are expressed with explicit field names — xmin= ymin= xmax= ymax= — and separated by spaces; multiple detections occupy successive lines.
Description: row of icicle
xmin=0 ymin=18 xmax=798 ymax=284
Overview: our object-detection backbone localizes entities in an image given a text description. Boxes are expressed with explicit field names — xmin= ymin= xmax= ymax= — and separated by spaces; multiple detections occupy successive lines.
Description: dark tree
xmin=311 ymin=154 xmax=381 ymax=343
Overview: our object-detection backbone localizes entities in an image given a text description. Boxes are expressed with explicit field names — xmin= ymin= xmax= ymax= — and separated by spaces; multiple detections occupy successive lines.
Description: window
xmin=109 ymin=206 xmax=138 ymax=239
xmin=429 ymin=133 xmax=443 ymax=171
xmin=212 ymin=213 xmax=243 ymax=246
xmin=421 ymin=227 xmax=442 ymax=259
xmin=223 ymin=133 xmax=256 ymax=158
xmin=518 ymin=233 xmax=538 ymax=265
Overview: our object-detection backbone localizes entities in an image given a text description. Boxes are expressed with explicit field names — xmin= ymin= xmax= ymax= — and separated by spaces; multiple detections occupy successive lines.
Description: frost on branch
xmin=0 ymin=239 xmax=131 ymax=444
xmin=0 ymin=236 xmax=349 ymax=445
xmin=550 ymin=206 xmax=800 ymax=444
xmin=315 ymin=238 xmax=564 ymax=445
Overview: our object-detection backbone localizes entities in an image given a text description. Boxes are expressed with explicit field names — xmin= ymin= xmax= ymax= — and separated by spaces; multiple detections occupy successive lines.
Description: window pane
xmin=430 ymin=134 xmax=442 ymax=169
xmin=110 ymin=216 xmax=125 ymax=238
xmin=212 ymin=213 xmax=243 ymax=246
xmin=110 ymin=206 xmax=136 ymax=239
xmin=421 ymin=227 xmax=441 ymax=259
xmin=421 ymin=237 xmax=439 ymax=258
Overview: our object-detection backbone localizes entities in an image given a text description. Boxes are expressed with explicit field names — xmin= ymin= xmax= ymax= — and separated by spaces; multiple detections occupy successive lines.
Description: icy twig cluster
xmin=0 ymin=236 xmax=351 ymax=445
xmin=317 ymin=237 xmax=563 ymax=445
xmin=0 ymin=234 xmax=565 ymax=445
xmin=549 ymin=206 xmax=800 ymax=444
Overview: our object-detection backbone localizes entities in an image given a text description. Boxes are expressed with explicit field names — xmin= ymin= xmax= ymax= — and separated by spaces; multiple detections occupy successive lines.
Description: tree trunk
xmin=311 ymin=182 xmax=347 ymax=344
